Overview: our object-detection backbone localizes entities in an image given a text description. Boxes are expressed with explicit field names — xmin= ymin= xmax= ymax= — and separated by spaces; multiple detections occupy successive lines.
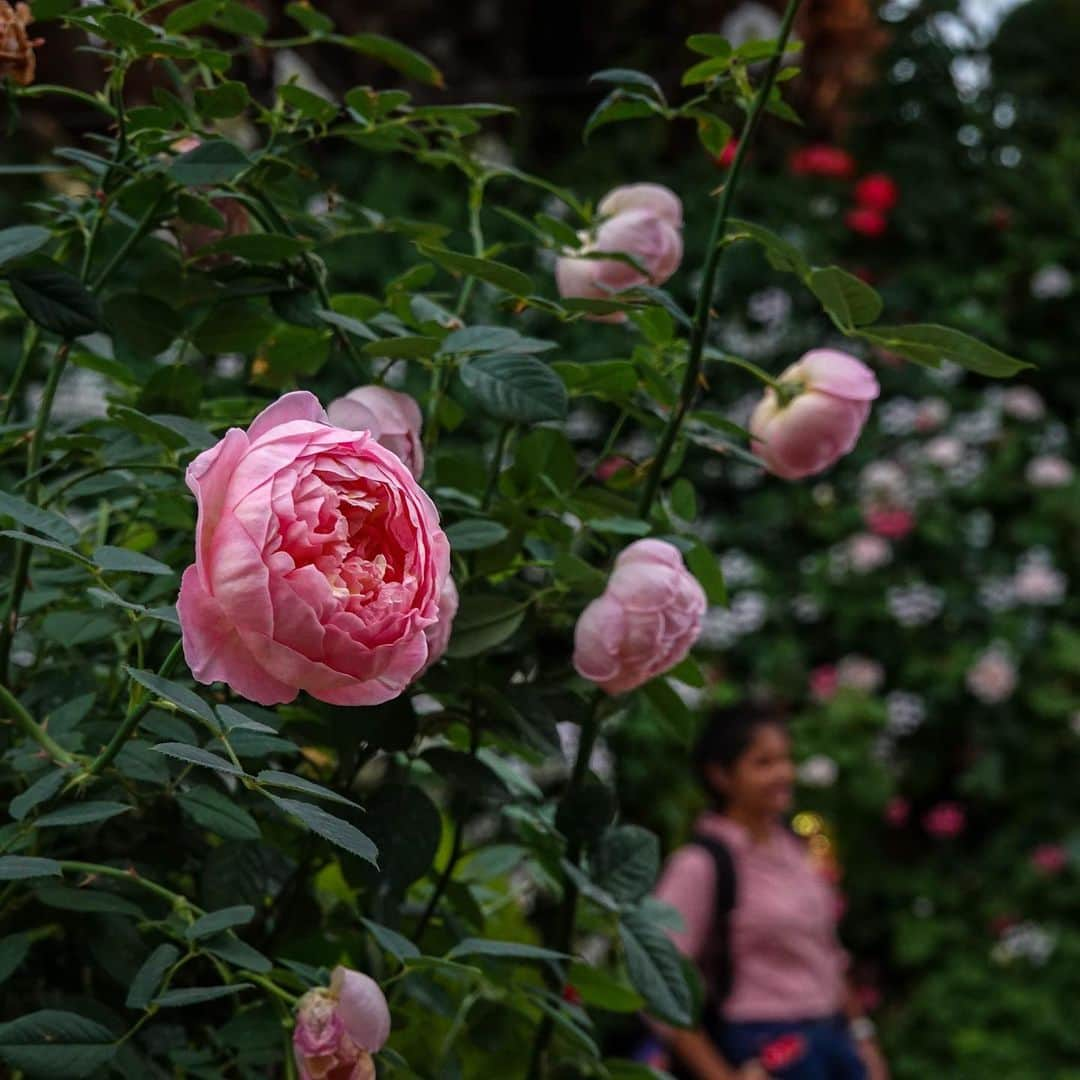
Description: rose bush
xmin=0 ymin=2 xmax=1028 ymax=1078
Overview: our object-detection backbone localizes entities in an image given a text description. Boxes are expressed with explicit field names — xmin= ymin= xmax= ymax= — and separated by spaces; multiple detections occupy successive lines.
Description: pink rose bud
xmin=884 ymin=796 xmax=910 ymax=827
xmin=923 ymin=801 xmax=965 ymax=838
xmin=573 ymin=538 xmax=705 ymax=695
xmin=555 ymin=184 xmax=683 ymax=323
xmin=750 ymin=350 xmax=880 ymax=480
xmin=327 ymin=386 xmax=425 ymax=479
xmin=420 ymin=574 xmax=459 ymax=673
xmin=331 ymin=966 xmax=391 ymax=1052
xmin=177 ymin=391 xmax=450 ymax=706
xmin=1030 ymin=844 xmax=1067 ymax=876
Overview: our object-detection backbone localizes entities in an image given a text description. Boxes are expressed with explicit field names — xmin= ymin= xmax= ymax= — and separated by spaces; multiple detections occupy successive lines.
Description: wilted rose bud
xmin=749 ymin=350 xmax=880 ymax=480
xmin=327 ymin=386 xmax=425 ymax=479
xmin=573 ymin=539 xmax=705 ymax=695
xmin=0 ymin=2 xmax=42 ymax=87
xmin=169 ymin=136 xmax=251 ymax=262
xmin=293 ymin=967 xmax=389 ymax=1080
xmin=555 ymin=183 xmax=683 ymax=323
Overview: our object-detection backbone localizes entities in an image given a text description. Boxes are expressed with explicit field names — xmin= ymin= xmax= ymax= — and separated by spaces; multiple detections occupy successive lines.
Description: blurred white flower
xmin=879 ymin=397 xmax=919 ymax=436
xmin=1026 ymin=455 xmax=1074 ymax=488
xmin=1037 ymin=421 xmax=1069 ymax=454
xmin=914 ymin=396 xmax=950 ymax=432
xmin=946 ymin=449 xmax=987 ymax=487
xmin=720 ymin=549 xmax=759 ymax=587
xmin=565 ymin=407 xmax=603 ymax=441
xmin=746 ymin=286 xmax=791 ymax=326
xmin=1013 ymin=557 xmax=1066 ymax=606
xmin=273 ymin=50 xmax=334 ymax=98
xmin=848 ymin=532 xmax=892 ymax=574
xmin=887 ymin=583 xmax=944 ymax=627
xmin=698 ymin=606 xmax=740 ymax=650
xmin=792 ymin=594 xmax=823 ymax=623
xmin=966 ymin=645 xmax=1017 ymax=704
xmin=837 ymin=654 xmax=885 ymax=694
xmin=721 ymin=1 xmax=782 ymax=46
xmin=886 ymin=690 xmax=925 ymax=735
xmin=978 ymin=576 xmax=1016 ymax=613
xmin=1030 ymin=263 xmax=1072 ymax=300
xmin=964 ymin=510 xmax=994 ymax=548
xmin=859 ymin=460 xmax=911 ymax=508
xmin=992 ymin=922 xmax=1057 ymax=966
xmin=730 ymin=591 xmax=768 ymax=634
xmin=1001 ymin=386 xmax=1045 ymax=421
xmin=798 ymin=754 xmax=838 ymax=788
xmin=923 ymin=435 xmax=965 ymax=468
xmin=472 ymin=133 xmax=513 ymax=168
xmin=953 ymin=409 xmax=1000 ymax=445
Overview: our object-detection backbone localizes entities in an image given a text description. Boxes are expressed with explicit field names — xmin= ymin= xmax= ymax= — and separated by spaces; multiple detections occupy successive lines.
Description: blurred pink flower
xmin=865 ymin=508 xmax=915 ymax=539
xmin=749 ymin=350 xmax=880 ymax=480
xmin=924 ymin=802 xmax=965 ymax=839
xmin=809 ymin=664 xmax=839 ymax=702
xmin=848 ymin=532 xmax=892 ymax=574
xmin=965 ymin=646 xmax=1017 ymax=705
xmin=884 ymin=796 xmax=910 ymax=827
xmin=1026 ymin=455 xmax=1074 ymax=489
xmin=845 ymin=206 xmax=888 ymax=237
xmin=573 ymin=538 xmax=705 ymax=695
xmin=854 ymin=173 xmax=899 ymax=213
xmin=1030 ymin=844 xmax=1067 ymax=876
xmin=788 ymin=144 xmax=856 ymax=179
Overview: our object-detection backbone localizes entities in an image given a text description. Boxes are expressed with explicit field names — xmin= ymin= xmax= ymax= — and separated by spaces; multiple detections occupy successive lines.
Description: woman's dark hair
xmin=693 ymin=703 xmax=787 ymax=806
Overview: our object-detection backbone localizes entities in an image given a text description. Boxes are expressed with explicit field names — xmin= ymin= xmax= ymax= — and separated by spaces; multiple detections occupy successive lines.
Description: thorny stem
xmin=636 ymin=0 xmax=804 ymax=519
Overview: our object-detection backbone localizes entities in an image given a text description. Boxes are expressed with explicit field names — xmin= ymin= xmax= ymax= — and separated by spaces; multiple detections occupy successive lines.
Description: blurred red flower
xmin=854 ymin=173 xmax=899 ymax=212
xmin=864 ymin=508 xmax=914 ymax=539
xmin=789 ymin=144 xmax=856 ymax=180
xmin=760 ymin=1033 xmax=808 ymax=1071
xmin=924 ymin=802 xmax=965 ymax=839
xmin=845 ymin=207 xmax=888 ymax=237
xmin=714 ymin=138 xmax=739 ymax=169
xmin=1030 ymin=844 xmax=1067 ymax=876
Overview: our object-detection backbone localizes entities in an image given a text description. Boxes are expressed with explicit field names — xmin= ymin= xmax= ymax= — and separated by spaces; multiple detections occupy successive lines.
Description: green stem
xmin=89 ymin=190 xmax=169 ymax=294
xmin=481 ymin=423 xmax=512 ymax=511
xmin=572 ymin=409 xmax=628 ymax=493
xmin=0 ymin=343 xmax=71 ymax=678
xmin=83 ymin=639 xmax=184 ymax=779
xmin=1 ymin=324 xmax=38 ymax=424
xmin=42 ymin=462 xmax=183 ymax=508
xmin=636 ymin=0 xmax=803 ymax=520
xmin=0 ymin=681 xmax=76 ymax=765
xmin=527 ymin=696 xmax=602 ymax=1078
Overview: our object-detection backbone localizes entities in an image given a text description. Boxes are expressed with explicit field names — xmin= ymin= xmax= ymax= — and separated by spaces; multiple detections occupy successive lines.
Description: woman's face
xmin=708 ymin=722 xmax=795 ymax=818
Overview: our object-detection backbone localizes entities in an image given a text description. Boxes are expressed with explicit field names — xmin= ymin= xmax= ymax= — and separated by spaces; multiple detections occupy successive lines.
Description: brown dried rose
xmin=0 ymin=2 xmax=41 ymax=87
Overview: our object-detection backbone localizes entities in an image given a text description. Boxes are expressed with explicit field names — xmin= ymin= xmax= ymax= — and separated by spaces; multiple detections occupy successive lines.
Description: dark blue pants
xmin=718 ymin=1014 xmax=867 ymax=1079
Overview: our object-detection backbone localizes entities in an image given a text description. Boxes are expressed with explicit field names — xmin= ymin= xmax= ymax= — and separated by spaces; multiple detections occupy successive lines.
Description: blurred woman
xmin=652 ymin=706 xmax=888 ymax=1080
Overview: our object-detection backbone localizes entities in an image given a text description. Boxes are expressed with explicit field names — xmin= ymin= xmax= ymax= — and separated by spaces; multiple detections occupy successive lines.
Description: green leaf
xmin=446 ymin=938 xmax=566 ymax=963
xmin=568 ymin=961 xmax=644 ymax=1013
xmin=7 ymin=262 xmax=102 ymax=338
xmin=682 ymin=56 xmax=731 ymax=86
xmin=35 ymin=885 xmax=144 ymax=918
xmin=669 ymin=478 xmax=697 ymax=521
xmin=212 ymin=0 xmax=267 ymax=35
xmin=155 ymin=984 xmax=252 ymax=1007
xmin=589 ymin=68 xmax=665 ymax=102
xmin=94 ymin=12 xmax=154 ymax=48
xmin=105 ymin=293 xmax=183 ymax=358
xmin=362 ymin=918 xmax=420 ymax=962
xmin=619 ymin=908 xmax=693 ymax=1026
xmin=0 ymin=225 xmax=50 ymax=267
xmin=0 ymin=1010 xmax=115 ymax=1078
xmin=726 ymin=218 xmax=810 ymax=278
xmin=445 ymin=518 xmax=509 ymax=552
xmin=278 ymin=84 xmax=339 ymax=123
xmin=10 ymin=768 xmax=66 ymax=821
xmin=126 ymin=944 xmax=180 ymax=1009
xmin=0 ymin=492 xmax=79 ymax=546
xmin=178 ymin=785 xmax=261 ymax=841
xmin=34 ymin=802 xmax=131 ymax=827
xmin=859 ymin=324 xmax=1031 ymax=378
xmin=686 ymin=33 xmax=733 ymax=59
xmin=152 ymin=742 xmax=244 ymax=776
xmin=360 ymin=333 xmax=439 ymax=357
xmin=255 ymin=770 xmax=360 ymax=809
xmin=686 ymin=541 xmax=727 ymax=605
xmin=0 ymin=856 xmax=62 ymax=880
xmin=642 ymin=677 xmax=696 ymax=745
xmin=417 ymin=243 xmax=534 ymax=297
xmin=286 ymin=2 xmax=334 ymax=34
xmin=127 ymin=668 xmax=216 ymax=727
xmin=208 ymin=233 xmax=312 ymax=262
xmin=266 ymin=795 xmax=378 ymax=865
xmin=592 ymin=826 xmax=661 ymax=904
xmin=461 ymin=355 xmax=568 ymax=424
xmin=552 ymin=360 xmax=638 ymax=403
xmin=195 ymin=80 xmax=251 ymax=120
xmin=806 ymin=266 xmax=883 ymax=329
xmin=185 ymin=905 xmax=255 ymax=940
xmin=164 ymin=0 xmax=216 ymax=33
xmin=168 ymin=139 xmax=251 ymax=186
xmin=217 ymin=705 xmax=278 ymax=735
xmin=584 ymin=89 xmax=664 ymax=141
xmin=342 ymin=33 xmax=444 ymax=87
xmin=439 ymin=325 xmax=522 ymax=355
xmin=0 ymin=933 xmax=33 ymax=986
xmin=201 ymin=933 xmax=272 ymax=974
xmin=446 ymin=594 xmax=526 ymax=659
xmin=93 ymin=546 xmax=173 ymax=576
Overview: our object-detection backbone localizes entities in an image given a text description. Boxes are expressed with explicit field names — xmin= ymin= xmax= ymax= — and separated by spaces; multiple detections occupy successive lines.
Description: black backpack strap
xmin=687 ymin=832 xmax=736 ymax=1006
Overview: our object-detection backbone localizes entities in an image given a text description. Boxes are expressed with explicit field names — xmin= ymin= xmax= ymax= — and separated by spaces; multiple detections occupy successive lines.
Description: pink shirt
xmin=654 ymin=813 xmax=849 ymax=1022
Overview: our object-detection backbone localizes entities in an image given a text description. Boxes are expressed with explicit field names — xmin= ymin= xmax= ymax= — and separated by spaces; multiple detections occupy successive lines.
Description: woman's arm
xmin=844 ymin=983 xmax=889 ymax=1080
xmin=666 ymin=1028 xmax=766 ymax=1080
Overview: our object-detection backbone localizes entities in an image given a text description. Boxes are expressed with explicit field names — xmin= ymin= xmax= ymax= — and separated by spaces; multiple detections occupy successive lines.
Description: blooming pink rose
xmin=327 ymin=386 xmax=424 ymax=479
xmin=178 ymin=391 xmax=450 ymax=706
xmin=884 ymin=796 xmax=910 ymax=827
xmin=788 ymin=144 xmax=856 ymax=180
xmin=923 ymin=802 xmax=965 ymax=838
xmin=749 ymin=350 xmax=880 ymax=480
xmin=555 ymin=184 xmax=683 ymax=323
xmin=854 ymin=173 xmax=899 ymax=213
xmin=573 ymin=539 xmax=705 ymax=695
xmin=1030 ymin=844 xmax=1067 ymax=876
xmin=420 ymin=574 xmax=459 ymax=673
xmin=293 ymin=967 xmax=389 ymax=1080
